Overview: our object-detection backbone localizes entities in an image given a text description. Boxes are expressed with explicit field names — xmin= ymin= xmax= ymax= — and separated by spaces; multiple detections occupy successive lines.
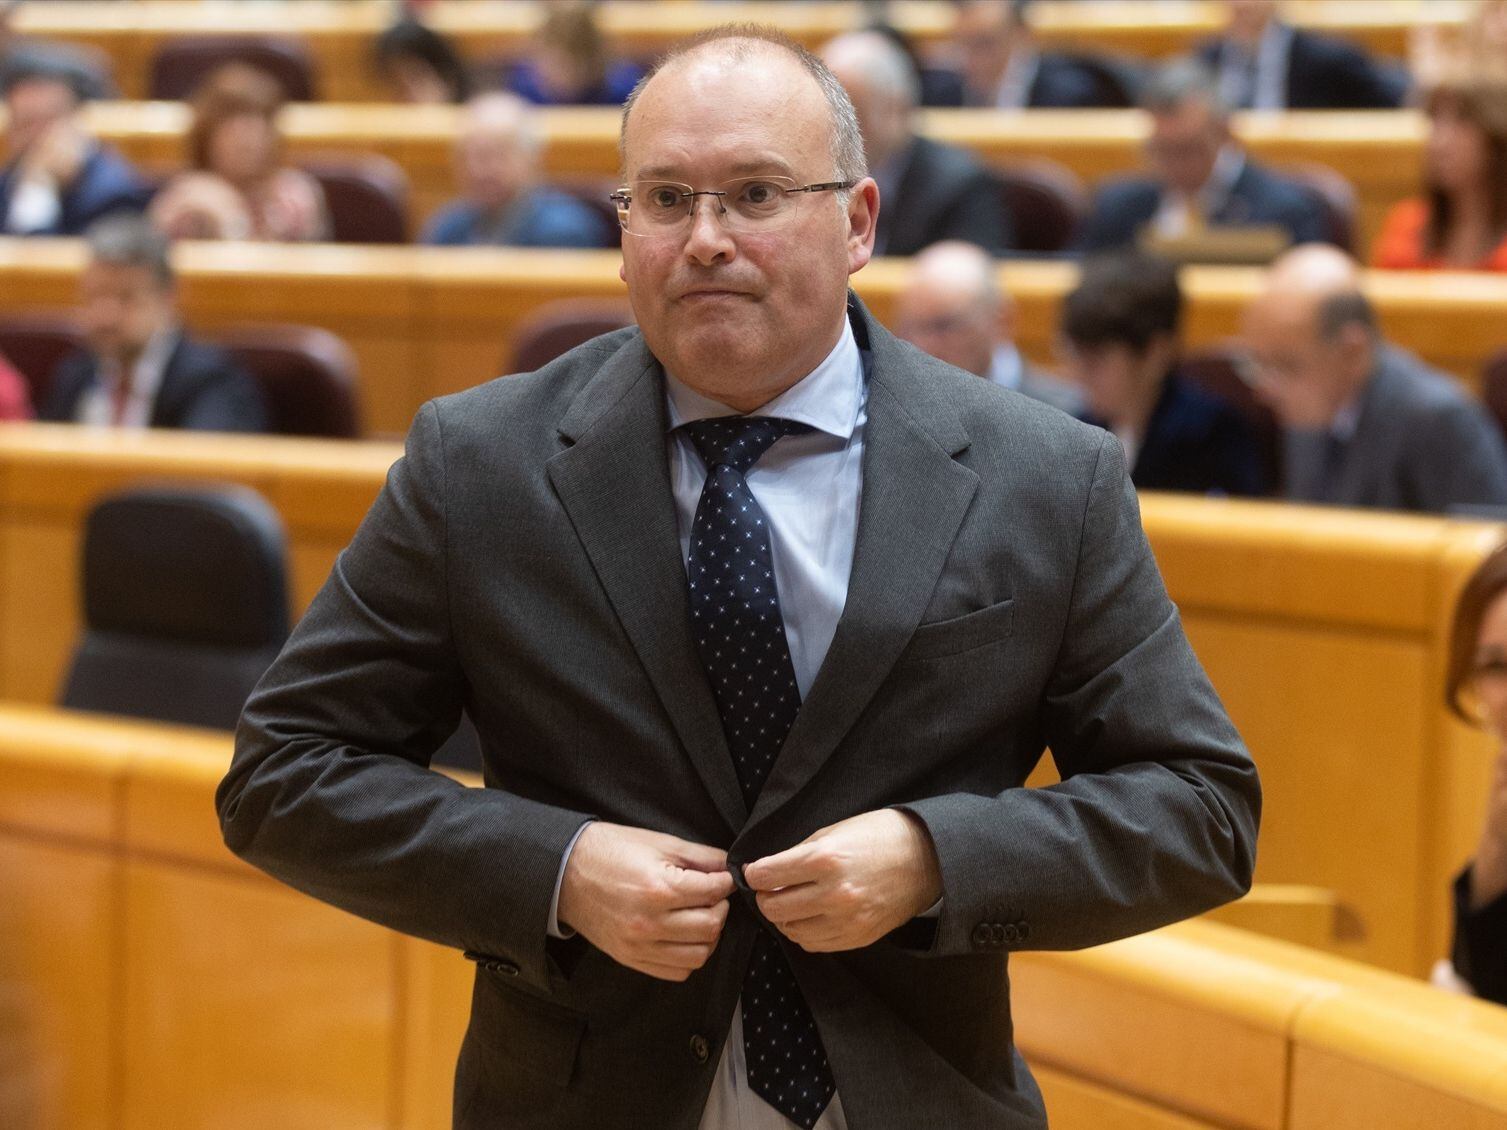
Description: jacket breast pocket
xmin=901 ymin=598 xmax=1015 ymax=663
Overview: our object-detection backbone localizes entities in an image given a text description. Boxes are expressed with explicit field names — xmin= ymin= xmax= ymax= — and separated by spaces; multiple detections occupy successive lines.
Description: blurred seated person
xmin=501 ymin=2 xmax=643 ymax=106
xmin=1440 ymin=541 xmax=1507 ymax=1006
xmin=821 ymin=29 xmax=1012 ymax=256
xmin=1241 ymin=243 xmax=1507 ymax=512
xmin=149 ymin=64 xmax=329 ymax=243
xmin=1372 ymin=74 xmax=1507 ymax=271
xmin=896 ymin=240 xmax=1082 ymax=414
xmin=1079 ymin=59 xmax=1329 ymax=255
xmin=0 ymin=1 xmax=112 ymax=101
xmin=372 ymin=17 xmax=471 ymax=104
xmin=421 ymin=92 xmax=612 ymax=248
xmin=37 ymin=216 xmax=267 ymax=432
xmin=0 ymin=348 xmax=30 ymax=420
xmin=0 ymin=52 xmax=148 ymax=236
xmin=1060 ymin=249 xmax=1268 ymax=496
xmin=951 ymin=0 xmax=1126 ymax=108
xmin=1197 ymin=0 xmax=1406 ymax=110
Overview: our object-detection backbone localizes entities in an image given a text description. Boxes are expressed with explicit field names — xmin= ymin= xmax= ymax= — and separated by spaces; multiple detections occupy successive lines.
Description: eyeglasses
xmin=609 ymin=176 xmax=856 ymax=237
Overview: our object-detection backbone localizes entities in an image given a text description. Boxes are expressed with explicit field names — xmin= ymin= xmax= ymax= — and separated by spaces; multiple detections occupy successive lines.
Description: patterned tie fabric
xmin=681 ymin=416 xmax=837 ymax=1129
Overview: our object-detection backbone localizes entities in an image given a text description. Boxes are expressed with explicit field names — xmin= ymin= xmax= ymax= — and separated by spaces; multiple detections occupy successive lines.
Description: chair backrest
xmin=301 ymin=154 xmax=411 ymax=244
xmin=991 ymin=159 xmax=1088 ymax=253
xmin=1278 ymin=160 xmax=1359 ymax=254
xmin=1180 ymin=345 xmax=1283 ymax=494
xmin=1481 ymin=348 xmax=1507 ymax=442
xmin=507 ymin=298 xmax=635 ymax=374
xmin=0 ymin=313 xmax=86 ymax=409
xmin=210 ymin=323 xmax=362 ymax=438
xmin=148 ymin=36 xmax=318 ymax=102
xmin=61 ymin=486 xmax=291 ymax=730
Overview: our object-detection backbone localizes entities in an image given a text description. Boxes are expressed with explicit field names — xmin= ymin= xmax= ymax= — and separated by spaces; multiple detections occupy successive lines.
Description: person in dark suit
xmin=38 ymin=216 xmax=266 ymax=432
xmin=0 ymin=52 xmax=148 ymax=237
xmin=217 ymin=27 xmax=1259 ymax=1129
xmin=1078 ymin=58 xmax=1331 ymax=255
xmin=821 ymin=29 xmax=1012 ymax=256
xmin=895 ymin=239 xmax=1083 ymax=415
xmin=1439 ymin=541 xmax=1507 ymax=1006
xmin=1196 ymin=0 xmax=1406 ymax=111
xmin=950 ymin=0 xmax=1135 ymax=109
xmin=1061 ymin=249 xmax=1268 ymax=497
xmin=1241 ymin=243 xmax=1507 ymax=513
xmin=421 ymin=92 xmax=613 ymax=248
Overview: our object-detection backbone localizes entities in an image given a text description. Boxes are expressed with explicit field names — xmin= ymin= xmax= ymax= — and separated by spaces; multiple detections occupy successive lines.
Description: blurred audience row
xmin=2 ymin=18 xmax=1503 ymax=269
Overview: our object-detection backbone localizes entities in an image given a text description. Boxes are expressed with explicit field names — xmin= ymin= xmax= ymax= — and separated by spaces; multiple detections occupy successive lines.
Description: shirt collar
xmin=987 ymin=343 xmax=1023 ymax=390
xmin=664 ymin=314 xmax=862 ymax=441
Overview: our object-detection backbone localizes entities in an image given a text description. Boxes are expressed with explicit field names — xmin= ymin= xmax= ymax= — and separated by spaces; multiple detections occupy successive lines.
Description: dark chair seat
xmin=61 ymin=486 xmax=291 ymax=731
xmin=507 ymin=299 xmax=635 ymax=374
xmin=0 ymin=313 xmax=86 ymax=411
xmin=992 ymin=159 xmax=1088 ymax=254
xmin=1482 ymin=348 xmax=1507 ymax=443
xmin=1278 ymin=160 xmax=1359 ymax=254
xmin=149 ymin=36 xmax=318 ymax=102
xmin=211 ymin=323 xmax=362 ymax=438
xmin=1180 ymin=345 xmax=1282 ymax=495
xmin=301 ymin=154 xmax=411 ymax=244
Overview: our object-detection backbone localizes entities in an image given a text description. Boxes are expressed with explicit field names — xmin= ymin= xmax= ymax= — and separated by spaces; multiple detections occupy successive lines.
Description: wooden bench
xmin=0 ymin=425 xmax=1498 ymax=977
xmin=75 ymin=101 xmax=1427 ymax=255
xmin=3 ymin=701 xmax=1504 ymax=1130
xmin=15 ymin=1 xmax=1447 ymax=102
xmin=2 ymin=241 xmax=1506 ymax=438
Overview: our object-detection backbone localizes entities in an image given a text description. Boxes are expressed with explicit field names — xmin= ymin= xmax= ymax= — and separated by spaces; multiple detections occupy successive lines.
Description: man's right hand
xmin=557 ymin=822 xmax=735 ymax=982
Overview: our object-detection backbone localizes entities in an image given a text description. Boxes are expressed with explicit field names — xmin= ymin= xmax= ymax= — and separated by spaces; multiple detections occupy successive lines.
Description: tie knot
xmin=681 ymin=416 xmax=813 ymax=475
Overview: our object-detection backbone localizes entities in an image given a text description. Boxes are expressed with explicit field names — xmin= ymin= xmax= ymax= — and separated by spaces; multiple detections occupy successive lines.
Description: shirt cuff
xmin=547 ymin=819 xmax=596 ymax=940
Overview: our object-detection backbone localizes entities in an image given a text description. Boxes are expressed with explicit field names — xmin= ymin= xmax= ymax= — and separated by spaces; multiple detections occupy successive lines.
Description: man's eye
xmin=738 ymin=181 xmax=782 ymax=206
xmin=645 ymin=187 xmax=683 ymax=209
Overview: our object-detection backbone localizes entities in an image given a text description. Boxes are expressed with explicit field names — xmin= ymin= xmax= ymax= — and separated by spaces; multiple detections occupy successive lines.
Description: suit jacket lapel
xmin=746 ymin=302 xmax=980 ymax=830
xmin=546 ymin=336 xmax=748 ymax=835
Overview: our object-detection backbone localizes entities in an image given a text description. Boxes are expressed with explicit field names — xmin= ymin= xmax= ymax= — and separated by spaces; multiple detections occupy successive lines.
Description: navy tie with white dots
xmin=681 ymin=416 xmax=837 ymax=1129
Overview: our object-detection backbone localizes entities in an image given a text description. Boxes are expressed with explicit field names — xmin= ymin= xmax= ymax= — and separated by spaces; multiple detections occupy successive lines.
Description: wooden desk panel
xmin=75 ymin=102 xmax=1426 ymax=256
xmin=14 ymin=2 xmax=1452 ymax=103
xmin=2 ymin=244 xmax=1506 ymax=441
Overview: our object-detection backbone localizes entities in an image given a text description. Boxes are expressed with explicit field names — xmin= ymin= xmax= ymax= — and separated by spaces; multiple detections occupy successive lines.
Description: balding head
xmin=819 ymin=30 xmax=919 ymax=167
xmin=1243 ymin=243 xmax=1378 ymax=429
xmin=897 ymin=241 xmax=1011 ymax=377
xmin=455 ymin=92 xmax=540 ymax=210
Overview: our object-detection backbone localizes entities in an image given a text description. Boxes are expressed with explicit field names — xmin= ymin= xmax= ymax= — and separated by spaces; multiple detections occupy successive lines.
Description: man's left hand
xmin=743 ymin=809 xmax=943 ymax=952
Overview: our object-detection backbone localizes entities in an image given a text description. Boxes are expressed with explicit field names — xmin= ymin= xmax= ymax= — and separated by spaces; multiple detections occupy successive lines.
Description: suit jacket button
xmin=689 ymin=1034 xmax=711 ymax=1064
xmin=496 ymin=960 xmax=520 ymax=976
xmin=1016 ymin=921 xmax=1031 ymax=943
xmin=989 ymin=923 xmax=1006 ymax=947
xmin=1002 ymin=924 xmax=1020 ymax=945
xmin=971 ymin=923 xmax=993 ymax=948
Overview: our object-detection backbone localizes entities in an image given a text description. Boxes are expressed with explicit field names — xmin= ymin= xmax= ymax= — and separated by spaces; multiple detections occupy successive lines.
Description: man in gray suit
xmin=217 ymin=26 xmax=1260 ymax=1130
xmin=1243 ymin=244 xmax=1507 ymax=513
xmin=895 ymin=240 xmax=1083 ymax=416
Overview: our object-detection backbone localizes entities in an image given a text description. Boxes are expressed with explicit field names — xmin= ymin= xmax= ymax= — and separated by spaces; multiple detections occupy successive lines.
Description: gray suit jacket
xmin=1283 ymin=345 xmax=1507 ymax=513
xmin=217 ymin=297 xmax=1260 ymax=1129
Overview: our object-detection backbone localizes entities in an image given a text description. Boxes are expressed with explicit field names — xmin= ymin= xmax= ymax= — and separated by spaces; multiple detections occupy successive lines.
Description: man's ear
xmin=846 ymin=177 xmax=880 ymax=275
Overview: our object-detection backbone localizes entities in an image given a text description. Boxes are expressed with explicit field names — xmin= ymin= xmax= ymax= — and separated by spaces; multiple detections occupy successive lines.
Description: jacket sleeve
xmin=898 ymin=430 xmax=1261 ymax=955
xmin=216 ymin=401 xmax=594 ymax=994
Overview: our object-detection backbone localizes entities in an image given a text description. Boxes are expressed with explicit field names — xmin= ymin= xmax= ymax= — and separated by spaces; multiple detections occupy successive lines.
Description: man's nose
xmin=682 ymin=195 xmax=736 ymax=266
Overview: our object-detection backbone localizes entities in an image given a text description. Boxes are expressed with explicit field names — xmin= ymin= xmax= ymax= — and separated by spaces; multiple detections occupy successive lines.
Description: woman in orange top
xmin=1372 ymin=76 xmax=1507 ymax=271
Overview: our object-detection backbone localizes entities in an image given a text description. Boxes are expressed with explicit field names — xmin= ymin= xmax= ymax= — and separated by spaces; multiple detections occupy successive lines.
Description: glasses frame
xmin=608 ymin=176 xmax=857 ymax=237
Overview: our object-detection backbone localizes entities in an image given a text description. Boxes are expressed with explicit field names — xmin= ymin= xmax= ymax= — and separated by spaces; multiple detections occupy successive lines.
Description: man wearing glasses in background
xmin=219 ymin=26 xmax=1260 ymax=1130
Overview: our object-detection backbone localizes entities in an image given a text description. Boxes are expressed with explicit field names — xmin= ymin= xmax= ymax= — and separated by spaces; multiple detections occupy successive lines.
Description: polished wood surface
xmin=74 ymin=101 xmax=1427 ymax=257
xmin=3 ymin=703 xmax=1505 ymax=1128
xmin=14 ymin=1 xmax=1456 ymax=102
xmin=0 ymin=425 xmax=1499 ymax=977
xmin=2 ymin=241 xmax=1505 ymax=440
